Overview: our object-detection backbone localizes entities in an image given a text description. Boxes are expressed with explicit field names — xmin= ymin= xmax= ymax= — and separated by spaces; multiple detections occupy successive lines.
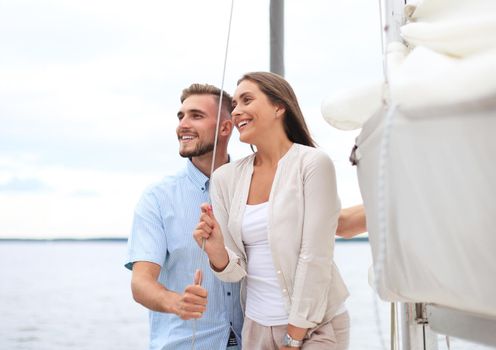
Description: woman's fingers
xmin=200 ymin=203 xmax=212 ymax=214
xmin=194 ymin=204 xmax=223 ymax=252
xmin=200 ymin=203 xmax=216 ymax=221
xmin=198 ymin=221 xmax=213 ymax=234
xmin=199 ymin=212 xmax=214 ymax=227
xmin=193 ymin=229 xmax=209 ymax=243
xmin=193 ymin=210 xmax=217 ymax=248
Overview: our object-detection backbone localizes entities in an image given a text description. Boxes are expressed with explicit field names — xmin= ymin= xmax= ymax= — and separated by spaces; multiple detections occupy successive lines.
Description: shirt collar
xmin=186 ymin=159 xmax=210 ymax=193
xmin=185 ymin=156 xmax=231 ymax=193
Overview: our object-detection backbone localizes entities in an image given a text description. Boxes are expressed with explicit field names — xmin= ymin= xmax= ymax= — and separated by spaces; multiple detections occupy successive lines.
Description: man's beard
xmin=179 ymin=141 xmax=215 ymax=158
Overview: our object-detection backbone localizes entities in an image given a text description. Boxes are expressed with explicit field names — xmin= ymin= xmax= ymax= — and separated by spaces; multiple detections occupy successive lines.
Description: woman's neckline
xmin=252 ymin=142 xmax=297 ymax=167
xmin=246 ymin=201 xmax=269 ymax=207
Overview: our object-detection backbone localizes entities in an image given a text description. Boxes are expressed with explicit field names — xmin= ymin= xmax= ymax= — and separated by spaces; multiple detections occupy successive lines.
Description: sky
xmin=0 ymin=0 xmax=383 ymax=238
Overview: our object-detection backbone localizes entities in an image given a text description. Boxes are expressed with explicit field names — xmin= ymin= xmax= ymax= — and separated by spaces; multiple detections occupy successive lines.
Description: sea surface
xmin=0 ymin=240 xmax=493 ymax=350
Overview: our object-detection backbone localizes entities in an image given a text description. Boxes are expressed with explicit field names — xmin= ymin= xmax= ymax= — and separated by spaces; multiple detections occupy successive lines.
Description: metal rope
xmin=210 ymin=0 xmax=235 ymax=178
xmin=191 ymin=0 xmax=235 ymax=349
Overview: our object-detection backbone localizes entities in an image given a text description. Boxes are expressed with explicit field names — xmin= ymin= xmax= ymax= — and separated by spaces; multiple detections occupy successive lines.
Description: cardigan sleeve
xmin=209 ymin=169 xmax=247 ymax=282
xmin=288 ymin=151 xmax=341 ymax=328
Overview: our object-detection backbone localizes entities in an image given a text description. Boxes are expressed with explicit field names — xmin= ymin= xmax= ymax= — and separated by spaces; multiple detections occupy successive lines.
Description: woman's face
xmin=232 ymin=79 xmax=281 ymax=145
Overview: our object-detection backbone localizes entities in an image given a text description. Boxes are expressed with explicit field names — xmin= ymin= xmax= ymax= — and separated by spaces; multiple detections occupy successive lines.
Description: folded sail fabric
xmin=321 ymin=82 xmax=384 ymax=131
xmin=389 ymin=47 xmax=496 ymax=109
xmin=321 ymin=0 xmax=496 ymax=130
xmin=402 ymin=0 xmax=496 ymax=57
xmin=354 ymin=96 xmax=496 ymax=317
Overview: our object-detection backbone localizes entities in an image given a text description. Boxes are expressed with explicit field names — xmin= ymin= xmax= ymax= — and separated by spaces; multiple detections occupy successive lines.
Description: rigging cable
xmin=191 ymin=0 xmax=236 ymax=349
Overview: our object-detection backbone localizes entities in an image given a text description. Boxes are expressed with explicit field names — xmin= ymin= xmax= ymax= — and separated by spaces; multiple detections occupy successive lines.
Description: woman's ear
xmin=275 ymin=105 xmax=286 ymax=119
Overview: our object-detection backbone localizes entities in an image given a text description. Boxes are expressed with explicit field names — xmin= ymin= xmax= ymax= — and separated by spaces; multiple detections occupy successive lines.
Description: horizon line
xmin=0 ymin=236 xmax=368 ymax=243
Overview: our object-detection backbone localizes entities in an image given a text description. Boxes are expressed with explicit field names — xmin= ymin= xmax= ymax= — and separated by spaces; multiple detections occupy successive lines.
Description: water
xmin=0 ymin=241 xmax=492 ymax=350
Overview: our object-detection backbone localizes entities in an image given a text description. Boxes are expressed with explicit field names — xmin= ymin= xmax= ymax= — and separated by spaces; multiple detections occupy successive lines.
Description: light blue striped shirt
xmin=126 ymin=160 xmax=243 ymax=350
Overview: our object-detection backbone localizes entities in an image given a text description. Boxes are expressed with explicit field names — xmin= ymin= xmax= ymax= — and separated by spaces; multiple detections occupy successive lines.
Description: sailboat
xmin=318 ymin=0 xmax=496 ymax=348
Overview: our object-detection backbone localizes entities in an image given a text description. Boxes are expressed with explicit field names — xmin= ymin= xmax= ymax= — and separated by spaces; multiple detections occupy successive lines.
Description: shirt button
xmin=227 ymin=292 xmax=231 ymax=296
xmin=277 ymin=270 xmax=281 ymax=274
xmin=201 ymin=187 xmax=205 ymax=191
xmin=282 ymin=289 xmax=287 ymax=293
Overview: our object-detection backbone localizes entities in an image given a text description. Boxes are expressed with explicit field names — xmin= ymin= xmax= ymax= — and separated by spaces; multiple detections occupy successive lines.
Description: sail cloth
xmin=322 ymin=0 xmax=496 ymax=318
xmin=355 ymin=96 xmax=496 ymax=318
xmin=322 ymin=45 xmax=496 ymax=126
xmin=401 ymin=0 xmax=496 ymax=57
xmin=321 ymin=0 xmax=496 ymax=129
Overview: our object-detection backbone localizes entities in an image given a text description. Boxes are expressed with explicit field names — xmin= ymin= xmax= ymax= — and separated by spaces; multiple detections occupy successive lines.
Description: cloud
xmin=0 ymin=0 xmax=381 ymax=237
xmin=0 ymin=0 xmax=382 ymax=175
xmin=0 ymin=177 xmax=52 ymax=193
xmin=69 ymin=189 xmax=100 ymax=198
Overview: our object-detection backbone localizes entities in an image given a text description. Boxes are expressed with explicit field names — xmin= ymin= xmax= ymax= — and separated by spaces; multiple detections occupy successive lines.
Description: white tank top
xmin=242 ymin=202 xmax=288 ymax=326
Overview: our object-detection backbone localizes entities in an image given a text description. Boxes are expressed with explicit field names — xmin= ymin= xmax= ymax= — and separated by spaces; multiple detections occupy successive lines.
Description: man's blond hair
xmin=180 ymin=83 xmax=233 ymax=118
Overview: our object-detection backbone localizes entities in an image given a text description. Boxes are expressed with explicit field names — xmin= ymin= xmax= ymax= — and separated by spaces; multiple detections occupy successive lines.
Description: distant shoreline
xmin=0 ymin=237 xmax=369 ymax=243
xmin=0 ymin=237 xmax=128 ymax=243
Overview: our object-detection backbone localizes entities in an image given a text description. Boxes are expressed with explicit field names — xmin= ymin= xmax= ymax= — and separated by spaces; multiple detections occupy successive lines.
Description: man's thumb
xmin=194 ymin=269 xmax=203 ymax=286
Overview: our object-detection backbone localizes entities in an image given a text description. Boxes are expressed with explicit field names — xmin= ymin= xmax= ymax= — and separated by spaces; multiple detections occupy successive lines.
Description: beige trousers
xmin=242 ymin=311 xmax=350 ymax=350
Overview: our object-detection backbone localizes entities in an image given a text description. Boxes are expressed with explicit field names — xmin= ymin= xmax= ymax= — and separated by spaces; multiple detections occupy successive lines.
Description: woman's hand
xmin=279 ymin=324 xmax=306 ymax=350
xmin=193 ymin=203 xmax=229 ymax=271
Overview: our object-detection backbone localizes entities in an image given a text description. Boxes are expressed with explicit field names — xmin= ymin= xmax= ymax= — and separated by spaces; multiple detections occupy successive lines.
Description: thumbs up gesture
xmin=174 ymin=269 xmax=207 ymax=320
xmin=193 ymin=203 xmax=229 ymax=272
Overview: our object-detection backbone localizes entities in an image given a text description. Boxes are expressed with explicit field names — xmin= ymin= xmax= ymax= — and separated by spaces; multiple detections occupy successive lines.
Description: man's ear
xmin=220 ymin=119 xmax=233 ymax=136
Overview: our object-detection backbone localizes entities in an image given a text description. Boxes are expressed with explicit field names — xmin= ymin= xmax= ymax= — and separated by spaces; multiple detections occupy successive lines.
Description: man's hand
xmin=336 ymin=204 xmax=367 ymax=238
xmin=131 ymin=262 xmax=207 ymax=319
xmin=175 ymin=269 xmax=208 ymax=320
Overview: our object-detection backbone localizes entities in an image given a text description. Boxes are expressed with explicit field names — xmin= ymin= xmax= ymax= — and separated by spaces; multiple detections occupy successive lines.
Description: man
xmin=126 ymin=83 xmax=366 ymax=350
xmin=126 ymin=83 xmax=241 ymax=350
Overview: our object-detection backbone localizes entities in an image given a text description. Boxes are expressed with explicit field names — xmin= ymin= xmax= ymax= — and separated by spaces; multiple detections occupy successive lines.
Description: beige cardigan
xmin=210 ymin=143 xmax=349 ymax=329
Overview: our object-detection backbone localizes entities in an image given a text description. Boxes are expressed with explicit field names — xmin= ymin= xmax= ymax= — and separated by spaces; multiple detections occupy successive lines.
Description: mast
xmin=384 ymin=0 xmax=405 ymax=42
xmin=270 ymin=0 xmax=284 ymax=77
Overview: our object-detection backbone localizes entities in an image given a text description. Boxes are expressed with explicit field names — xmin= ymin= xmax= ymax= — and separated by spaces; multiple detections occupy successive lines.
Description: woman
xmin=194 ymin=72 xmax=349 ymax=349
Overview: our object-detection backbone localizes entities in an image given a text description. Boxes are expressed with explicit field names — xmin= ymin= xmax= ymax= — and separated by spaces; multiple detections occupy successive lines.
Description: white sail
xmin=323 ymin=0 xmax=496 ymax=346
xmin=322 ymin=0 xmax=496 ymax=128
